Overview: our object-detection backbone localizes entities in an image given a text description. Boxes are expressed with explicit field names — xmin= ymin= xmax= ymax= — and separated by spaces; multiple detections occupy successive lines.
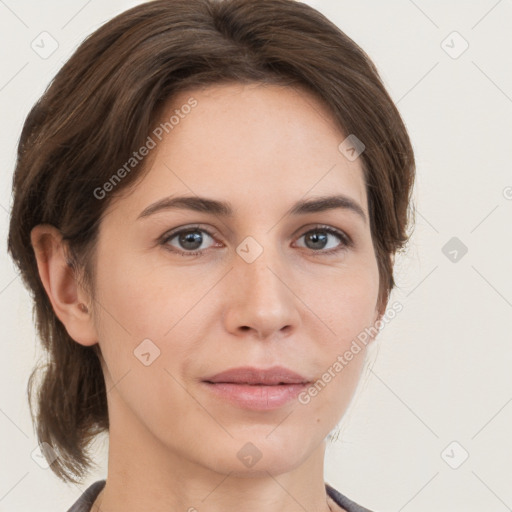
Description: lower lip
xmin=202 ymin=382 xmax=308 ymax=410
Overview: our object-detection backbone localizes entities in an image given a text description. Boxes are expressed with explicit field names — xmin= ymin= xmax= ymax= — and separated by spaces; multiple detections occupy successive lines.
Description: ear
xmin=30 ymin=224 xmax=98 ymax=346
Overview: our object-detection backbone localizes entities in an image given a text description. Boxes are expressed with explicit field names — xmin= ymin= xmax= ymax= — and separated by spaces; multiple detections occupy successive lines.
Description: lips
xmin=201 ymin=366 xmax=311 ymax=410
xmin=203 ymin=365 xmax=310 ymax=386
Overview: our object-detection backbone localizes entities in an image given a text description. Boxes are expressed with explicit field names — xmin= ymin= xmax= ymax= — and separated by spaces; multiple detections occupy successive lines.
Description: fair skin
xmin=31 ymin=82 xmax=383 ymax=512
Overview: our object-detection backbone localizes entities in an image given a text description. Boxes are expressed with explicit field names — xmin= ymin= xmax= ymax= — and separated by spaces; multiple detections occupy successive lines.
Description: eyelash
xmin=159 ymin=224 xmax=353 ymax=258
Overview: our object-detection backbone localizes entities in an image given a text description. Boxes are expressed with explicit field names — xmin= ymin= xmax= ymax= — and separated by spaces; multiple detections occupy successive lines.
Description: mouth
xmin=201 ymin=366 xmax=311 ymax=410
xmin=202 ymin=365 xmax=310 ymax=385
xmin=204 ymin=381 xmax=300 ymax=386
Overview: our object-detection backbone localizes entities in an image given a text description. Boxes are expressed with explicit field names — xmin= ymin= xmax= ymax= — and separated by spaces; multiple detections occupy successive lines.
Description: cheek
xmin=307 ymin=258 xmax=380 ymax=344
xmin=300 ymin=260 xmax=378 ymax=403
xmin=93 ymin=248 xmax=186 ymax=340
xmin=91 ymin=248 xmax=208 ymax=391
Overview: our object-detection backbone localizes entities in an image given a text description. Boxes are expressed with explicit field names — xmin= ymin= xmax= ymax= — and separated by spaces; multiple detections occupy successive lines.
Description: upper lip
xmin=203 ymin=366 xmax=310 ymax=385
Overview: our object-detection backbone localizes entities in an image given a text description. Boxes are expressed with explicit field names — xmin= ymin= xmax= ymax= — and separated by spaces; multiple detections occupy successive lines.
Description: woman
xmin=7 ymin=0 xmax=415 ymax=511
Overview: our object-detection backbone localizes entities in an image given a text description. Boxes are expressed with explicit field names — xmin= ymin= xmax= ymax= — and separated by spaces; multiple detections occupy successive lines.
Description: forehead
xmin=110 ymin=82 xmax=367 ymax=220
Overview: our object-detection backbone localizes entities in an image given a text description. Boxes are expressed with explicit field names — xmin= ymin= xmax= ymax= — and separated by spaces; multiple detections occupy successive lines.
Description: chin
xmin=202 ymin=431 xmax=319 ymax=477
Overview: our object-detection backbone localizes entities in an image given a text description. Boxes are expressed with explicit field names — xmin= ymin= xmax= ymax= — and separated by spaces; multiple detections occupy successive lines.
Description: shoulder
xmin=66 ymin=480 xmax=106 ymax=512
xmin=325 ymin=482 xmax=376 ymax=512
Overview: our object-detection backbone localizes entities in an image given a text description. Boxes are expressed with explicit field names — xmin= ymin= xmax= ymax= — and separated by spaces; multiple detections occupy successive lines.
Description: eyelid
xmin=297 ymin=224 xmax=352 ymax=245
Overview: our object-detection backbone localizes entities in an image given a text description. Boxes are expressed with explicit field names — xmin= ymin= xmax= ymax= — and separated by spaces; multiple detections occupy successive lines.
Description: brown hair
xmin=7 ymin=0 xmax=415 ymax=483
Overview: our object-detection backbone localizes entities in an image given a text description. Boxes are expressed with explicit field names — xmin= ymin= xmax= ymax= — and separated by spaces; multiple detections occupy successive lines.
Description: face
xmin=90 ymin=82 xmax=381 ymax=476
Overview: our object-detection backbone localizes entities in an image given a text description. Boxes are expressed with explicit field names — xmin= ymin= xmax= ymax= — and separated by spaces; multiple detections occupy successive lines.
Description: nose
xmin=222 ymin=242 xmax=301 ymax=340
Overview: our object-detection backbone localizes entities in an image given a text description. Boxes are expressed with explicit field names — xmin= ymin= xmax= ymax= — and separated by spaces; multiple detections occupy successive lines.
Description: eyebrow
xmin=137 ymin=193 xmax=367 ymax=224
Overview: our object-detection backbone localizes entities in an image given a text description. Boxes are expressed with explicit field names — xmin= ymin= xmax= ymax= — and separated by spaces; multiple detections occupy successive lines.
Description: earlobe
xmin=30 ymin=224 xmax=98 ymax=346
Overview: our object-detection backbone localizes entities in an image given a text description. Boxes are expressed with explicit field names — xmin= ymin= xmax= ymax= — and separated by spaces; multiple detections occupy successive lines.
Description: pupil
xmin=180 ymin=231 xmax=202 ymax=250
xmin=307 ymin=231 xmax=327 ymax=249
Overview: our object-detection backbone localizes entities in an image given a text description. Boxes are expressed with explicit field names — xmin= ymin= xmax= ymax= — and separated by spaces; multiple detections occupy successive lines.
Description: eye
xmin=159 ymin=224 xmax=352 ymax=257
xmin=160 ymin=225 xmax=219 ymax=257
xmin=295 ymin=225 xmax=352 ymax=255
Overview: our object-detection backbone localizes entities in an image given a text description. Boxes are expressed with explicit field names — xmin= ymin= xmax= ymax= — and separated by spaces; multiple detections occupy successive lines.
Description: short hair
xmin=7 ymin=0 xmax=415 ymax=483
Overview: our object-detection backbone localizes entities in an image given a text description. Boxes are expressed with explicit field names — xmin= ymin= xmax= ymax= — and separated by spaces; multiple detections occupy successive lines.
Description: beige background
xmin=1 ymin=1 xmax=511 ymax=511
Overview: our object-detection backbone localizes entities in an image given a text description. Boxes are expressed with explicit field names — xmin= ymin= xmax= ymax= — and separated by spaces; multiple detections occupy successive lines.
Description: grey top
xmin=67 ymin=479 xmax=374 ymax=512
